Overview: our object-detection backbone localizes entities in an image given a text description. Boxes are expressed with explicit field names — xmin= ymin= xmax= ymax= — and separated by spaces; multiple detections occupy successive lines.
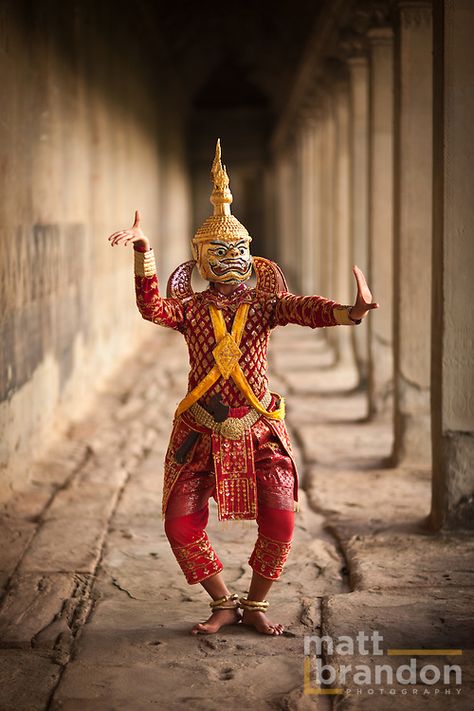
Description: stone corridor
xmin=1 ymin=324 xmax=472 ymax=710
xmin=1 ymin=2 xmax=474 ymax=709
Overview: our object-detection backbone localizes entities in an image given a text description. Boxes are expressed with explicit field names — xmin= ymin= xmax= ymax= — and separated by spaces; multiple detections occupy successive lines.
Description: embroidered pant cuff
xmin=248 ymin=533 xmax=292 ymax=580
xmin=171 ymin=531 xmax=223 ymax=585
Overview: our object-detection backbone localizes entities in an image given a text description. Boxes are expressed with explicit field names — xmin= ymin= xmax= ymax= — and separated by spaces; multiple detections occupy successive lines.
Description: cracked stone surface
xmin=0 ymin=324 xmax=472 ymax=710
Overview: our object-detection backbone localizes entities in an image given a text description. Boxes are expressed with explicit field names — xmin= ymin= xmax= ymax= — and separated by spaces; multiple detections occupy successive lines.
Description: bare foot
xmin=191 ymin=606 xmax=242 ymax=635
xmin=241 ymin=608 xmax=284 ymax=636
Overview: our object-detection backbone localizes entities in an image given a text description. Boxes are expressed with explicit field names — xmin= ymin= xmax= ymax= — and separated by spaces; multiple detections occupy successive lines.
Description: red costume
xmin=134 ymin=254 xmax=356 ymax=584
xmin=133 ymin=140 xmax=358 ymax=586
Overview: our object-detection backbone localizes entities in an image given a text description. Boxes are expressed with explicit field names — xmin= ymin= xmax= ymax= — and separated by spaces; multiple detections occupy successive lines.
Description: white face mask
xmin=194 ymin=239 xmax=253 ymax=284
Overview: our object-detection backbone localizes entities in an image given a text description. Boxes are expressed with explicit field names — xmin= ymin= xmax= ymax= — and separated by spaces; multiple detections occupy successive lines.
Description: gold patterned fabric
xmin=248 ymin=533 xmax=292 ymax=581
xmin=181 ymin=285 xmax=342 ymax=409
xmin=164 ymin=416 xmax=297 ymax=583
xmin=162 ymin=401 xmax=298 ymax=521
xmin=212 ymin=428 xmax=256 ymax=520
xmin=164 ymin=416 xmax=297 ymax=519
xmin=171 ymin=531 xmax=223 ymax=584
xmin=135 ymin=260 xmax=354 ymax=520
xmin=212 ymin=332 xmax=242 ymax=379
xmin=135 ymin=267 xmax=350 ymax=410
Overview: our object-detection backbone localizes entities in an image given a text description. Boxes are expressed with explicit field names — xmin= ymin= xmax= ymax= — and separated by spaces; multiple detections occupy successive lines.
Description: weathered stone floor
xmin=0 ymin=324 xmax=473 ymax=710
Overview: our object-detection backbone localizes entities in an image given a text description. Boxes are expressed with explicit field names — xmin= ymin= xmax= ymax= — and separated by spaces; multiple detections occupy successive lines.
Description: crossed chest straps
xmin=175 ymin=303 xmax=285 ymax=422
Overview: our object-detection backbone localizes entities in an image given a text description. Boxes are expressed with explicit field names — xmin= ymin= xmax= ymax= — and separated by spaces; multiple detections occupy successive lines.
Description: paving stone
xmin=0 ymin=520 xmax=36 ymax=592
xmin=343 ymin=532 xmax=474 ymax=591
xmin=0 ymin=573 xmax=81 ymax=648
xmin=44 ymin=483 xmax=122 ymax=522
xmin=112 ymin=478 xmax=162 ymax=521
xmin=307 ymin=467 xmax=431 ymax=529
xmin=0 ymin=649 xmax=61 ymax=711
xmin=285 ymin=364 xmax=359 ymax=396
xmin=323 ymin=590 xmax=474 ymax=655
xmin=17 ymin=517 xmax=110 ymax=574
xmin=318 ymin=591 xmax=474 ymax=708
xmin=52 ymin=652 xmax=311 ymax=710
xmin=298 ymin=422 xmax=393 ymax=467
xmin=0 ymin=485 xmax=54 ymax=522
xmin=288 ymin=392 xmax=368 ymax=426
xmin=74 ymin=458 xmax=129 ymax=489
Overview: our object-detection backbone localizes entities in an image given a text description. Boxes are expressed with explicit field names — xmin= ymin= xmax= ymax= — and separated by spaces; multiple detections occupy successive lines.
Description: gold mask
xmin=192 ymin=139 xmax=252 ymax=285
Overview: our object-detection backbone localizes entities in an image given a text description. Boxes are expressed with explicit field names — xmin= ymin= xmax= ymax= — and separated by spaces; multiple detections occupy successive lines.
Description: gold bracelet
xmin=209 ymin=593 xmax=240 ymax=609
xmin=134 ymin=248 xmax=157 ymax=278
xmin=239 ymin=597 xmax=269 ymax=612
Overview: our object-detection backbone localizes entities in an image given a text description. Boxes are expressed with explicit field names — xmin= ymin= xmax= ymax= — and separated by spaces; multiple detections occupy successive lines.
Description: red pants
xmin=164 ymin=420 xmax=296 ymax=584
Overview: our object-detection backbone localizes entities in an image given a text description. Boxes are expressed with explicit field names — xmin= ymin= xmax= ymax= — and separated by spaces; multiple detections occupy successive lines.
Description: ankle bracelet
xmin=209 ymin=593 xmax=240 ymax=610
xmin=239 ymin=597 xmax=269 ymax=612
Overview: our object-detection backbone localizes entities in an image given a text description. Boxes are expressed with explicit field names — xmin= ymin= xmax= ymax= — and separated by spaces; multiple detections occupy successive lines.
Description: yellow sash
xmin=175 ymin=303 xmax=285 ymax=420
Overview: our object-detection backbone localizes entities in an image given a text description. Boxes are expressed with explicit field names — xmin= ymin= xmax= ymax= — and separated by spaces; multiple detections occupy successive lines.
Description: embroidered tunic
xmin=134 ymin=256 xmax=354 ymax=520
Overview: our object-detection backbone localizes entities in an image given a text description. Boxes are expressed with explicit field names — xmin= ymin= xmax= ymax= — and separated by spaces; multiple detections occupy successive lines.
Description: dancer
xmin=108 ymin=140 xmax=378 ymax=635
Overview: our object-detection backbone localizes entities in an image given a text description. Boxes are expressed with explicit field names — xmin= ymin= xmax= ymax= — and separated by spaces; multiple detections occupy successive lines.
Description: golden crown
xmin=193 ymin=139 xmax=251 ymax=245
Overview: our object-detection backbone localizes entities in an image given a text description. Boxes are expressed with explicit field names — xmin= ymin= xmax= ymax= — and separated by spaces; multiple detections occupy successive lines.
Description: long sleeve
xmin=271 ymin=292 xmax=359 ymax=329
xmin=134 ymin=248 xmax=185 ymax=332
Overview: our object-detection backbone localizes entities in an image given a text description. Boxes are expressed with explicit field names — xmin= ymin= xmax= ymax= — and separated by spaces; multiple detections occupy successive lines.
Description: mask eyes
xmin=210 ymin=244 xmax=248 ymax=258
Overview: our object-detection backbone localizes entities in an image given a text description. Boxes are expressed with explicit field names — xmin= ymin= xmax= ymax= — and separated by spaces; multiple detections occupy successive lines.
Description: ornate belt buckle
xmin=219 ymin=417 xmax=245 ymax=440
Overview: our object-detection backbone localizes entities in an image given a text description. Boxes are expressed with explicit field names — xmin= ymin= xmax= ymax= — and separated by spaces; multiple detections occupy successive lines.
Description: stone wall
xmin=0 ymin=3 xmax=191 ymax=498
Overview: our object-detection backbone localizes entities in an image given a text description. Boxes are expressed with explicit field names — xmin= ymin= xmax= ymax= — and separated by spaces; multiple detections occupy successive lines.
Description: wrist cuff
xmin=134 ymin=248 xmax=157 ymax=278
xmin=333 ymin=305 xmax=361 ymax=326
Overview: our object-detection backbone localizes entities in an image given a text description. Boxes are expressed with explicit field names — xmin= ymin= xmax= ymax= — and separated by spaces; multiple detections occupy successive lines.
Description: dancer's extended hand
xmin=349 ymin=265 xmax=379 ymax=320
xmin=107 ymin=210 xmax=150 ymax=251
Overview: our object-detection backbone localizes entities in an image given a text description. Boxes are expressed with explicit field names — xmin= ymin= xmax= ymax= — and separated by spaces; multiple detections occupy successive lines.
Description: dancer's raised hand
xmin=107 ymin=210 xmax=150 ymax=251
xmin=349 ymin=265 xmax=379 ymax=320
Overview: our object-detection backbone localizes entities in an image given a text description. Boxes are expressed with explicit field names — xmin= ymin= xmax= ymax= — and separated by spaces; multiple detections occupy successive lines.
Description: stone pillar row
xmin=273 ymin=8 xmax=424 ymax=421
xmin=272 ymin=0 xmax=473 ymax=530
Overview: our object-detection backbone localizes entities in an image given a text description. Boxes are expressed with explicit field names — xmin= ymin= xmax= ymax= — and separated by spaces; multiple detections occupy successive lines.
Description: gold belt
xmin=189 ymin=391 xmax=272 ymax=440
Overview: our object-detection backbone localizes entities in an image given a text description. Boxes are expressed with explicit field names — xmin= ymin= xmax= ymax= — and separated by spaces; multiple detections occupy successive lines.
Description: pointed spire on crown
xmin=210 ymin=138 xmax=233 ymax=216
xmin=193 ymin=138 xmax=251 ymax=244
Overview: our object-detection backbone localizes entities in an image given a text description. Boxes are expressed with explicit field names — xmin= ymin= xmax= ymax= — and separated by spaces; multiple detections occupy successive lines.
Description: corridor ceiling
xmin=138 ymin=0 xmax=324 ymax=119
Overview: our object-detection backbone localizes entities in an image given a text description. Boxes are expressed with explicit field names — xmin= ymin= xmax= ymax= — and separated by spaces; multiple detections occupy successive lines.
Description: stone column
xmin=262 ymin=165 xmax=276 ymax=262
xmin=367 ymin=26 xmax=395 ymax=419
xmin=300 ymin=122 xmax=316 ymax=295
xmin=332 ymin=79 xmax=353 ymax=363
xmin=275 ymin=141 xmax=300 ymax=289
xmin=289 ymin=133 xmax=304 ymax=293
xmin=431 ymin=0 xmax=474 ymax=529
xmin=275 ymin=152 xmax=292 ymax=273
xmin=319 ymin=93 xmax=336 ymax=302
xmin=312 ymin=114 xmax=324 ymax=295
xmin=348 ymin=54 xmax=370 ymax=386
xmin=393 ymin=1 xmax=433 ymax=466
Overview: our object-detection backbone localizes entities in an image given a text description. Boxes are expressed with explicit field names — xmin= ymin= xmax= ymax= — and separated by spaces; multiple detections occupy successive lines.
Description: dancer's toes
xmin=242 ymin=609 xmax=284 ymax=636
xmin=191 ymin=621 xmax=216 ymax=635
xmin=190 ymin=607 xmax=241 ymax=635
xmin=267 ymin=624 xmax=282 ymax=636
